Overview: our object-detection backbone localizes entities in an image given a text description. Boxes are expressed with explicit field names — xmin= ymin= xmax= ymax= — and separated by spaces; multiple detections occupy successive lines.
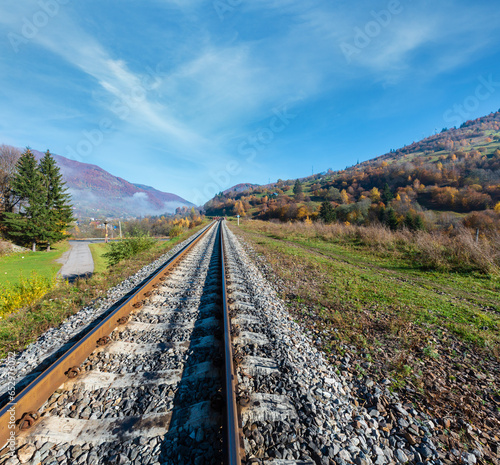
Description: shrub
xmin=103 ymin=236 xmax=157 ymax=267
xmin=168 ymin=225 xmax=184 ymax=238
xmin=0 ymin=272 xmax=57 ymax=318
xmin=414 ymin=228 xmax=497 ymax=273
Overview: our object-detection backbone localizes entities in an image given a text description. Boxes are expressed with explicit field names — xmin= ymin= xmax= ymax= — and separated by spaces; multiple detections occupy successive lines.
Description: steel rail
xmin=0 ymin=221 xmax=217 ymax=449
xmin=220 ymin=220 xmax=245 ymax=464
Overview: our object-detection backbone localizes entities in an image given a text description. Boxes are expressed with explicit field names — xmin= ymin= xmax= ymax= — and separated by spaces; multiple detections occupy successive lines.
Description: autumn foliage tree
xmin=203 ymin=111 xmax=500 ymax=231
xmin=0 ymin=145 xmax=21 ymax=215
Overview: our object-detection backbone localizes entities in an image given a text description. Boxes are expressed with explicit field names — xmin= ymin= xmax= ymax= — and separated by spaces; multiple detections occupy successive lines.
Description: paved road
xmin=57 ymin=240 xmax=95 ymax=281
xmin=57 ymin=238 xmax=169 ymax=282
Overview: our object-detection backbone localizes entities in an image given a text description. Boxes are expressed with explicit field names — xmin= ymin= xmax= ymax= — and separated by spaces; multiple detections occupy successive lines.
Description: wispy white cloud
xmin=335 ymin=3 xmax=500 ymax=81
xmin=33 ymin=27 xmax=210 ymax=155
xmin=241 ymin=1 xmax=499 ymax=84
xmin=350 ymin=19 xmax=437 ymax=77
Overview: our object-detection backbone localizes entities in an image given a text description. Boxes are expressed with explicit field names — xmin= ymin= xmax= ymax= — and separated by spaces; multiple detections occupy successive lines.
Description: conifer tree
xmin=293 ymin=179 xmax=303 ymax=195
xmin=319 ymin=201 xmax=336 ymax=224
xmin=404 ymin=212 xmax=415 ymax=230
xmin=382 ymin=183 xmax=393 ymax=204
xmin=384 ymin=207 xmax=399 ymax=230
xmin=2 ymin=149 xmax=46 ymax=251
xmin=39 ymin=150 xmax=74 ymax=250
xmin=413 ymin=214 xmax=425 ymax=231
xmin=1 ymin=149 xmax=74 ymax=251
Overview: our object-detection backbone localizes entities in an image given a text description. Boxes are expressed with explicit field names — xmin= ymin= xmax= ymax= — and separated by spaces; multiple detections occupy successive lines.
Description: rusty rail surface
xmin=220 ymin=221 xmax=245 ymax=464
xmin=0 ymin=221 xmax=216 ymax=448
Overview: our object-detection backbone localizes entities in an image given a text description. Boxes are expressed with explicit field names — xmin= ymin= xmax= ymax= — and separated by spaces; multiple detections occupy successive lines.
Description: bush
xmin=103 ymin=236 xmax=157 ymax=267
xmin=168 ymin=225 xmax=184 ymax=237
xmin=0 ymin=272 xmax=57 ymax=318
xmin=410 ymin=229 xmax=498 ymax=274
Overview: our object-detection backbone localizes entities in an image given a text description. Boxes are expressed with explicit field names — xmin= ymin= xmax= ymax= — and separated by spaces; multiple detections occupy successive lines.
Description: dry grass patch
xmin=255 ymin=220 xmax=500 ymax=274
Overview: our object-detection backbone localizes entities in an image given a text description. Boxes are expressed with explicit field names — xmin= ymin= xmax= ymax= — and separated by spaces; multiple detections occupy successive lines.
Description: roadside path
xmin=57 ymin=240 xmax=96 ymax=281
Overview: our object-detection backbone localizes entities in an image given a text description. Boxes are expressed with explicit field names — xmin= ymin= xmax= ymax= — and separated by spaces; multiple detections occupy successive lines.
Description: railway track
xmin=0 ymin=221 xmax=244 ymax=465
xmin=0 ymin=219 xmax=437 ymax=465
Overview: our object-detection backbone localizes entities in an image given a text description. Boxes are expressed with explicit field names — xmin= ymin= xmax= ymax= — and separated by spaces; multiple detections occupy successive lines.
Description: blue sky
xmin=1 ymin=0 xmax=500 ymax=204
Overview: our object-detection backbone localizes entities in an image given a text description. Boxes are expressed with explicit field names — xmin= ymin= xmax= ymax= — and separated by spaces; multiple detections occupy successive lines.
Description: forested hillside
xmin=205 ymin=111 xmax=500 ymax=232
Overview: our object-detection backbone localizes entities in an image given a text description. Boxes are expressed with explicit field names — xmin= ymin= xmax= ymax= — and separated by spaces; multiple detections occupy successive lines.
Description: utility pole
xmin=119 ymin=221 xmax=122 ymax=239
xmin=104 ymin=221 xmax=108 ymax=243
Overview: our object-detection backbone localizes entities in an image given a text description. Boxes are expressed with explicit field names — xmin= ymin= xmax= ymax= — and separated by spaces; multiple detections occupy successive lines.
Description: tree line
xmin=204 ymin=111 xmax=500 ymax=231
xmin=205 ymin=168 xmax=500 ymax=233
xmin=0 ymin=146 xmax=74 ymax=251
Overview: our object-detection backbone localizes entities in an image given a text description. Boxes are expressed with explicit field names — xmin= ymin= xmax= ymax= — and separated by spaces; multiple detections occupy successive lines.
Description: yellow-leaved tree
xmin=340 ymin=189 xmax=349 ymax=204
xmin=297 ymin=205 xmax=309 ymax=220
xmin=369 ymin=187 xmax=381 ymax=202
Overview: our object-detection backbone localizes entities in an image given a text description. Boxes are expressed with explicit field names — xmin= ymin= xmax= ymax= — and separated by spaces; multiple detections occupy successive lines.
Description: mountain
xmin=31 ymin=150 xmax=193 ymax=218
xmin=204 ymin=110 xmax=500 ymax=224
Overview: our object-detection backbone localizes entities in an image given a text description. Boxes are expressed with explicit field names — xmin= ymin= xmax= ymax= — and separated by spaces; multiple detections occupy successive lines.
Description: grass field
xmin=89 ymin=239 xmax=175 ymax=274
xmin=230 ymin=219 xmax=500 ymax=441
xmin=234 ymin=220 xmax=499 ymax=347
xmin=88 ymin=242 xmax=109 ymax=274
xmin=0 ymin=241 xmax=70 ymax=287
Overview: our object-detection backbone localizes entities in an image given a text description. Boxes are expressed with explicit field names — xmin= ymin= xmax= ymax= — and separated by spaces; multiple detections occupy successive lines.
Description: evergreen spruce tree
xmin=377 ymin=205 xmax=386 ymax=223
xmin=319 ymin=201 xmax=336 ymax=224
xmin=2 ymin=149 xmax=46 ymax=251
xmin=384 ymin=207 xmax=399 ymax=231
xmin=39 ymin=150 xmax=74 ymax=250
xmin=293 ymin=179 xmax=303 ymax=196
xmin=413 ymin=214 xmax=425 ymax=231
xmin=381 ymin=183 xmax=393 ymax=204
xmin=404 ymin=212 xmax=415 ymax=230
xmin=404 ymin=212 xmax=425 ymax=231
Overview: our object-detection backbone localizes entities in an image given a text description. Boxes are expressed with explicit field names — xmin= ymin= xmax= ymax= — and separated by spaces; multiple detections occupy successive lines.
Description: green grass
xmin=90 ymin=239 xmax=181 ymax=273
xmin=0 ymin=242 xmax=69 ymax=319
xmin=0 ymin=241 xmax=70 ymax=287
xmin=88 ymin=243 xmax=109 ymax=274
xmin=236 ymin=221 xmax=500 ymax=349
